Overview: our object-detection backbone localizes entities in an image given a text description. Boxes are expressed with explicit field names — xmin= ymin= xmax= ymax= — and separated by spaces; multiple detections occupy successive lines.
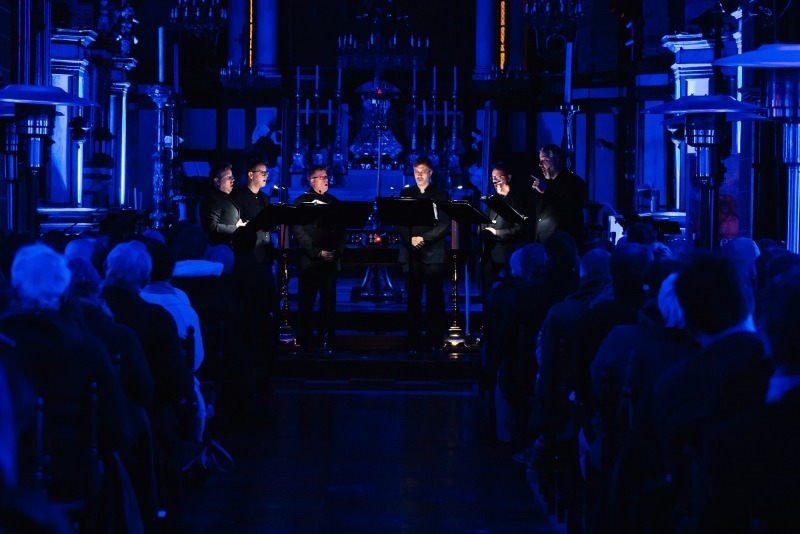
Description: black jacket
xmin=199 ymin=188 xmax=241 ymax=247
xmin=291 ymin=190 xmax=347 ymax=269
xmin=531 ymin=169 xmax=585 ymax=245
xmin=397 ymin=184 xmax=451 ymax=266
xmin=481 ymin=188 xmax=528 ymax=263
xmin=231 ymin=187 xmax=273 ymax=261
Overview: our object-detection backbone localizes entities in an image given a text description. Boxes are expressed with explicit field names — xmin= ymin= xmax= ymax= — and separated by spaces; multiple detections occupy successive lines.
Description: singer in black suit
xmin=199 ymin=162 xmax=246 ymax=247
xmin=481 ymin=162 xmax=528 ymax=302
xmin=530 ymin=144 xmax=586 ymax=247
xmin=398 ymin=156 xmax=451 ymax=350
xmin=291 ymin=165 xmax=346 ymax=347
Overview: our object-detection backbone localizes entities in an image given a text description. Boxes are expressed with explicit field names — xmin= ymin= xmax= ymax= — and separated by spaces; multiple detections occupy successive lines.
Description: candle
xmin=453 ymin=66 xmax=457 ymax=94
xmin=432 ymin=66 xmax=437 ymax=93
xmin=444 ymin=101 xmax=448 ymax=127
xmin=412 ymin=69 xmax=417 ymax=93
xmin=158 ymin=27 xmax=164 ymax=83
xmin=337 ymin=67 xmax=342 ymax=93
xmin=173 ymin=43 xmax=179 ymax=93
xmin=564 ymin=42 xmax=573 ymax=103
xmin=327 ymin=99 xmax=332 ymax=126
xmin=296 ymin=66 xmax=300 ymax=94
xmin=305 ymin=98 xmax=310 ymax=125
xmin=315 ymin=65 xmax=319 ymax=92
xmin=422 ymin=99 xmax=427 ymax=127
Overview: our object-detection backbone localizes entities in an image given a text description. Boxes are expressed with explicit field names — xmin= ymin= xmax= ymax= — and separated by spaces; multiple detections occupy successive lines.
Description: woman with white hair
xmin=0 ymin=243 xmax=128 ymax=509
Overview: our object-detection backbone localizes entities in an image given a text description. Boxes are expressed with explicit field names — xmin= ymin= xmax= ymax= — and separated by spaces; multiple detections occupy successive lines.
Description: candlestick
xmin=173 ymin=43 xmax=179 ymax=94
xmin=328 ymin=99 xmax=332 ymax=126
xmin=422 ymin=99 xmax=427 ymax=127
xmin=564 ymin=42 xmax=573 ymax=103
xmin=158 ymin=27 xmax=165 ymax=83
xmin=296 ymin=66 xmax=300 ymax=94
xmin=453 ymin=66 xmax=457 ymax=94
xmin=413 ymin=69 xmax=417 ymax=93
xmin=433 ymin=66 xmax=437 ymax=93
xmin=337 ymin=67 xmax=342 ymax=93
xmin=315 ymin=65 xmax=319 ymax=92
xmin=305 ymin=99 xmax=310 ymax=125
xmin=444 ymin=101 xmax=448 ymax=127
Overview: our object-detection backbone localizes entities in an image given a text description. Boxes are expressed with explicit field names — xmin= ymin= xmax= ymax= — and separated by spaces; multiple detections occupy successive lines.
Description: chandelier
xmin=524 ymin=0 xmax=583 ymax=38
xmin=169 ymin=0 xmax=228 ymax=35
xmin=338 ymin=0 xmax=429 ymax=72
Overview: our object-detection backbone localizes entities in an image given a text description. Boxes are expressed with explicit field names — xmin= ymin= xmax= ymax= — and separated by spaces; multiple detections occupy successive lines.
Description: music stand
xmin=376 ymin=197 xmax=436 ymax=227
xmin=247 ymin=203 xmax=325 ymax=347
xmin=377 ymin=197 xmax=439 ymax=348
xmin=436 ymin=201 xmax=492 ymax=351
xmin=315 ymin=201 xmax=374 ymax=230
xmin=313 ymin=200 xmax=397 ymax=303
xmin=480 ymin=195 xmax=529 ymax=225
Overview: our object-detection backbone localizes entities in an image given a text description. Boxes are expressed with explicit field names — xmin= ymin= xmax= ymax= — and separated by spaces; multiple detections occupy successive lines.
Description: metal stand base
xmin=351 ymin=265 xmax=400 ymax=303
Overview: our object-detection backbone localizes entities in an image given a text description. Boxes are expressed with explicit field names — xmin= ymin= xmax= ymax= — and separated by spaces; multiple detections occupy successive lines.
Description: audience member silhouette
xmin=693 ymin=262 xmax=800 ymax=531
xmin=0 ymin=244 xmax=128 ymax=508
xmin=100 ymin=240 xmax=194 ymax=517
xmin=527 ymin=248 xmax=611 ymax=464
xmin=653 ymin=250 xmax=772 ymax=526
xmin=141 ymin=239 xmax=206 ymax=443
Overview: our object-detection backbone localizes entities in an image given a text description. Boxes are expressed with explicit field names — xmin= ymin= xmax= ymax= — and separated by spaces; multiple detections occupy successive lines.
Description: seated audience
xmin=693 ymin=263 xmax=800 ymax=531
xmin=653 ymin=250 xmax=772 ymax=526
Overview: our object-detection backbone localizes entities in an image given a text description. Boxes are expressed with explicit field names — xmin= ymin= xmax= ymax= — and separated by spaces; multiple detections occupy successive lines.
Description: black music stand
xmin=315 ymin=201 xmax=374 ymax=230
xmin=480 ymin=195 xmax=529 ymax=225
xmin=436 ymin=201 xmax=492 ymax=351
xmin=245 ymin=202 xmax=326 ymax=231
xmin=377 ymin=197 xmax=439 ymax=347
xmin=247 ymin=203 xmax=325 ymax=347
xmin=376 ymin=197 xmax=436 ymax=228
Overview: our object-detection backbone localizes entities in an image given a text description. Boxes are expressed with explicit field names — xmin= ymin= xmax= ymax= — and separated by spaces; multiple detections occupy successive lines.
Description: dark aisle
xmin=178 ymin=382 xmax=561 ymax=533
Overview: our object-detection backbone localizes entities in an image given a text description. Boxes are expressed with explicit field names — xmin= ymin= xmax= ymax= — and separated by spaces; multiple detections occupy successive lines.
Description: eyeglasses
xmin=252 ymin=170 xmax=269 ymax=176
xmin=491 ymin=175 xmax=506 ymax=181
xmin=310 ymin=175 xmax=328 ymax=180
xmin=219 ymin=174 xmax=234 ymax=181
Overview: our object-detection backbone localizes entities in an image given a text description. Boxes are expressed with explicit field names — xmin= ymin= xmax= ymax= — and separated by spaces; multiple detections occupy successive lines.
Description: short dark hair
xmin=539 ymin=144 xmax=565 ymax=168
xmin=491 ymin=162 xmax=512 ymax=182
xmin=675 ymin=250 xmax=753 ymax=336
xmin=610 ymin=242 xmax=654 ymax=300
xmin=209 ymin=162 xmax=233 ymax=181
xmin=246 ymin=158 xmax=267 ymax=174
xmin=412 ymin=156 xmax=434 ymax=170
xmin=626 ymin=222 xmax=658 ymax=245
xmin=306 ymin=165 xmax=327 ymax=179
xmin=763 ymin=265 xmax=800 ymax=366
xmin=145 ymin=239 xmax=176 ymax=282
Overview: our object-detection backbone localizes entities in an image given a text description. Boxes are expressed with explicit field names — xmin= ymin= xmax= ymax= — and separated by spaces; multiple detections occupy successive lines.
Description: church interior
xmin=1 ymin=0 xmax=800 ymax=532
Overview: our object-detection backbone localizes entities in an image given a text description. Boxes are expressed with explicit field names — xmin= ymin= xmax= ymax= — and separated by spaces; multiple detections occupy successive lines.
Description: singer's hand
xmin=532 ymin=176 xmax=547 ymax=194
xmin=320 ymin=250 xmax=335 ymax=261
xmin=236 ymin=219 xmax=247 ymax=227
xmin=411 ymin=236 xmax=425 ymax=248
xmin=486 ymin=227 xmax=497 ymax=236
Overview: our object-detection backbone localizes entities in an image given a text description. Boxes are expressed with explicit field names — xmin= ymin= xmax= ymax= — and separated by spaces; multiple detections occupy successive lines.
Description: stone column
xmin=109 ymin=82 xmax=130 ymax=207
xmin=474 ymin=0 xmax=498 ymax=80
xmin=506 ymin=0 xmax=526 ymax=74
xmin=50 ymin=29 xmax=96 ymax=206
xmin=228 ymin=0 xmax=246 ymax=68
xmin=255 ymin=0 xmax=280 ymax=77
